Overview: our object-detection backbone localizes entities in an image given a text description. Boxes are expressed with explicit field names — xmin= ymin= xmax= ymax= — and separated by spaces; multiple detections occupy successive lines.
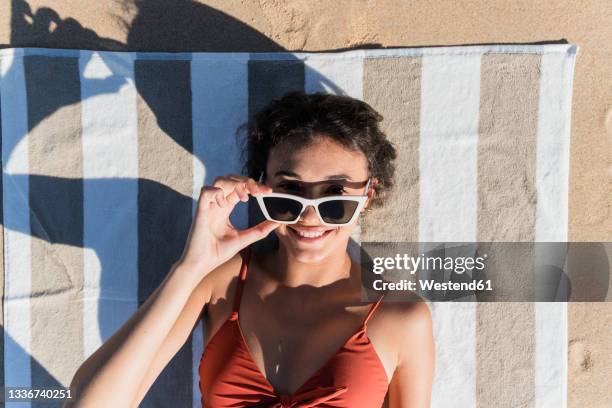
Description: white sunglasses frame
xmin=255 ymin=172 xmax=372 ymax=227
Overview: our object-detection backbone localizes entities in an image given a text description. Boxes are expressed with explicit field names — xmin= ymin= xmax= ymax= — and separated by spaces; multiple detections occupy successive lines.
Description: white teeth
xmin=294 ymin=229 xmax=326 ymax=238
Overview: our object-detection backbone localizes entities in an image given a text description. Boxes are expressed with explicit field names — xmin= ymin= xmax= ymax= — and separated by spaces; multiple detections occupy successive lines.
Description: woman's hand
xmin=66 ymin=175 xmax=274 ymax=407
xmin=177 ymin=174 xmax=279 ymax=274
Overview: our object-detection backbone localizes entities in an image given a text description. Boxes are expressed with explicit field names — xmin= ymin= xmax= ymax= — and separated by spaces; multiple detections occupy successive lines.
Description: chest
xmin=204 ymin=290 xmax=393 ymax=396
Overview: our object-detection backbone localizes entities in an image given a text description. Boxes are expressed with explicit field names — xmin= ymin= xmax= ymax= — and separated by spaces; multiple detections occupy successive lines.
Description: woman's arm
xmin=65 ymin=260 xmax=213 ymax=408
xmin=128 ymin=262 xmax=215 ymax=407
xmin=387 ymin=302 xmax=435 ymax=408
xmin=128 ymin=254 xmax=241 ymax=408
xmin=65 ymin=176 xmax=277 ymax=407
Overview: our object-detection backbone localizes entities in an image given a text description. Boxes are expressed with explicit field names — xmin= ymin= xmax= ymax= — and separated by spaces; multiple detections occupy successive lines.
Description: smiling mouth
xmin=288 ymin=227 xmax=335 ymax=242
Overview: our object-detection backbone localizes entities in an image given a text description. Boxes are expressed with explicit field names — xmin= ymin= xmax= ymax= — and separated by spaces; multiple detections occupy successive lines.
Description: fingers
xmin=223 ymin=188 xmax=242 ymax=207
xmin=211 ymin=174 xmax=272 ymax=198
xmin=198 ymin=182 xmax=252 ymax=211
xmin=197 ymin=186 xmax=237 ymax=211
xmin=199 ymin=186 xmax=224 ymax=206
xmin=244 ymin=177 xmax=272 ymax=195
xmin=237 ymin=220 xmax=280 ymax=247
xmin=197 ymin=174 xmax=272 ymax=214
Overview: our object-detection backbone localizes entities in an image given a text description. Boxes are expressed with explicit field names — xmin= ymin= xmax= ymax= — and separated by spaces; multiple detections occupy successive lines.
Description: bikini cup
xmin=199 ymin=246 xmax=388 ymax=407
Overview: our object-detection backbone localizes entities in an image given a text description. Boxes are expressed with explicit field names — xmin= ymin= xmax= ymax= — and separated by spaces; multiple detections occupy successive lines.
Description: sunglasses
xmin=254 ymin=172 xmax=372 ymax=227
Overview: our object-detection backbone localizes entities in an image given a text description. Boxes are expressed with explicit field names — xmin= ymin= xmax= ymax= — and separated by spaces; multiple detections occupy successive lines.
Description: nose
xmin=299 ymin=205 xmax=321 ymax=224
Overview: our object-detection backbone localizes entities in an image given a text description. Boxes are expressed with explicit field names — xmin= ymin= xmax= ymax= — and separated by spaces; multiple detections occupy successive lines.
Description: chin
xmin=290 ymin=250 xmax=327 ymax=264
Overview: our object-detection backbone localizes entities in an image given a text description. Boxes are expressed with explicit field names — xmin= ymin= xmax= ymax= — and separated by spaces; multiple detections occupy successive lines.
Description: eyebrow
xmin=273 ymin=170 xmax=352 ymax=181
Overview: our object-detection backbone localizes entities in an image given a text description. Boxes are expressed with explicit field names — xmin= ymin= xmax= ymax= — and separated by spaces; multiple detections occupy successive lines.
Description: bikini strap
xmin=362 ymin=292 xmax=385 ymax=328
xmin=231 ymin=246 xmax=251 ymax=317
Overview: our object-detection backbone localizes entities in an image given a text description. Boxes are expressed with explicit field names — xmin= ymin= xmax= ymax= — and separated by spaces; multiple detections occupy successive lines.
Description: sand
xmin=1 ymin=1 xmax=610 ymax=406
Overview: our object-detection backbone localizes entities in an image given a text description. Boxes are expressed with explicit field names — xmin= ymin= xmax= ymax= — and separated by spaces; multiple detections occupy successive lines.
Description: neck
xmin=270 ymin=242 xmax=352 ymax=288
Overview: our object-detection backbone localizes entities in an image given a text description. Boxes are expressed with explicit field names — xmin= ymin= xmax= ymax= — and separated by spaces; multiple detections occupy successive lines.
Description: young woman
xmin=67 ymin=92 xmax=434 ymax=408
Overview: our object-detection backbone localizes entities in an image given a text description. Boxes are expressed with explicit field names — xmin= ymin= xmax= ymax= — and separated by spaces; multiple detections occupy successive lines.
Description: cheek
xmin=335 ymin=224 xmax=356 ymax=238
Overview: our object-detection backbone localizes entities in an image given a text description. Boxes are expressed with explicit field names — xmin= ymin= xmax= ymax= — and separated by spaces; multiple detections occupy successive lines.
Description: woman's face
xmin=265 ymin=136 xmax=374 ymax=263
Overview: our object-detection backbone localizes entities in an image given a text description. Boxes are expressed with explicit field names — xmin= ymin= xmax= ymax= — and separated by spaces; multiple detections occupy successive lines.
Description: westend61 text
xmin=373 ymin=279 xmax=493 ymax=292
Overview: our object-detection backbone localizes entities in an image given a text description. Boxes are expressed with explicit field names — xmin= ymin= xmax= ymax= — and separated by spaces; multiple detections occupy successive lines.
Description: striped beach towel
xmin=1 ymin=44 xmax=578 ymax=407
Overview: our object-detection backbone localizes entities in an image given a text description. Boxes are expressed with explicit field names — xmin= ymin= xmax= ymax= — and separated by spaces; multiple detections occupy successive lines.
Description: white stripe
xmin=190 ymin=56 xmax=249 ymax=406
xmin=305 ymin=56 xmax=363 ymax=98
xmin=534 ymin=47 xmax=578 ymax=408
xmin=535 ymin=51 xmax=574 ymax=243
xmin=79 ymin=51 xmax=139 ymax=358
xmin=1 ymin=50 xmax=32 ymax=407
xmin=419 ymin=54 xmax=480 ymax=243
xmin=419 ymin=53 xmax=481 ymax=408
xmin=535 ymin=302 xmax=568 ymax=408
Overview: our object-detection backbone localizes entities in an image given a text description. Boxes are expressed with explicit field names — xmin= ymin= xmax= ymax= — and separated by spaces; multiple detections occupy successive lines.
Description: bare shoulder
xmin=380 ymin=301 xmax=433 ymax=335
xmin=198 ymin=250 xmax=246 ymax=307
xmin=374 ymin=300 xmax=434 ymax=360
xmin=379 ymin=303 xmax=435 ymax=404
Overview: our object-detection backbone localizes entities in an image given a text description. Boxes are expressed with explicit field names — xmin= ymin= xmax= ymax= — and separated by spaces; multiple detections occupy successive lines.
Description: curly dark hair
xmin=237 ymin=91 xmax=397 ymax=209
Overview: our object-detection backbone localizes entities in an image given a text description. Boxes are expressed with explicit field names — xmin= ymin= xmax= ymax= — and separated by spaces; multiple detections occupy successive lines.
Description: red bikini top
xmin=198 ymin=246 xmax=389 ymax=407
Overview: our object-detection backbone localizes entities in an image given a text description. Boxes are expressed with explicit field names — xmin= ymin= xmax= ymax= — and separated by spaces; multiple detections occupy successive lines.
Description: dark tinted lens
xmin=319 ymin=199 xmax=359 ymax=224
xmin=262 ymin=197 xmax=303 ymax=222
